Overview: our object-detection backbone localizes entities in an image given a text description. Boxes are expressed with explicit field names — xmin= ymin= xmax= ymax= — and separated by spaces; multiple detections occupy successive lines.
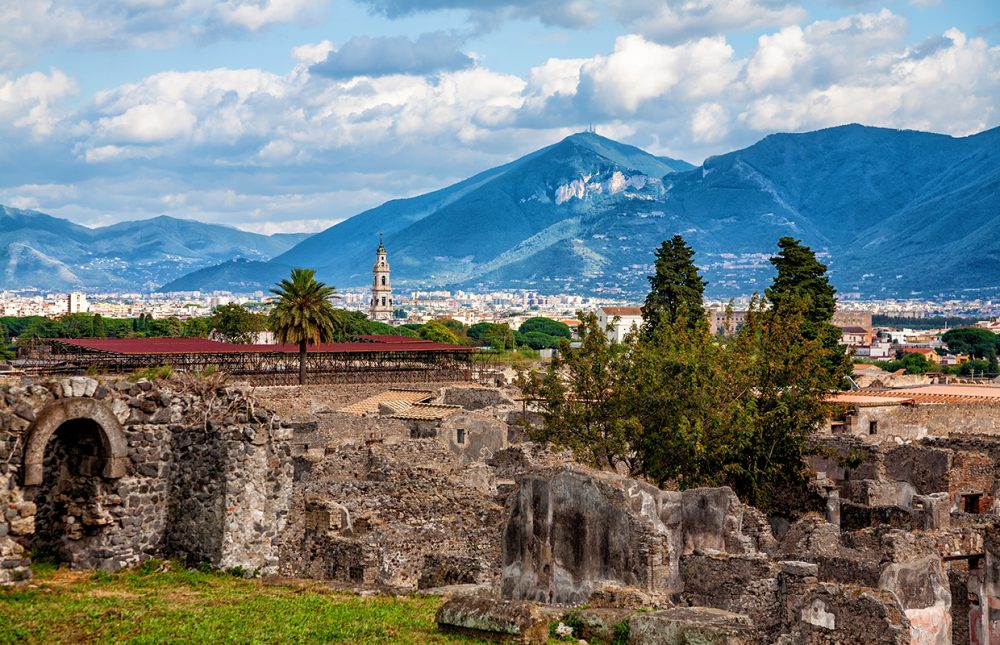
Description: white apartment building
xmin=596 ymin=306 xmax=643 ymax=342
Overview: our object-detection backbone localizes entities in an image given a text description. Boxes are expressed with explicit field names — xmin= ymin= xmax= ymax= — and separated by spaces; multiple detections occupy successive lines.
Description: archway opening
xmin=26 ymin=417 xmax=118 ymax=567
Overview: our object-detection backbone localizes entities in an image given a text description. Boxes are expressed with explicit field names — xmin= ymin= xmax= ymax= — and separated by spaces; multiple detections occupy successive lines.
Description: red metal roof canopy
xmin=52 ymin=336 xmax=473 ymax=355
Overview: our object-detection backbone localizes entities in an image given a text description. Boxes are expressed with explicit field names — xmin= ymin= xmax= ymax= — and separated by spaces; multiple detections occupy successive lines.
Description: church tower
xmin=370 ymin=235 xmax=394 ymax=322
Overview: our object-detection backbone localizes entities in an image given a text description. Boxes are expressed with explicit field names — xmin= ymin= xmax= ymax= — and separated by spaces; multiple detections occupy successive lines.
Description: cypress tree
xmin=641 ymin=235 xmax=707 ymax=337
xmin=765 ymin=237 xmax=848 ymax=388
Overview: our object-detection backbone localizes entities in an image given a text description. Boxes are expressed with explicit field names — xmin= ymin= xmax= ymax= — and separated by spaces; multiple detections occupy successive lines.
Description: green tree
xmin=148 ymin=317 xmax=183 ymax=337
xmin=877 ymin=352 xmax=932 ymax=374
xmin=91 ymin=314 xmax=106 ymax=338
xmin=468 ymin=322 xmax=516 ymax=350
xmin=19 ymin=317 xmax=66 ymax=339
xmin=518 ymin=312 xmax=638 ymax=471
xmin=269 ymin=268 xmax=339 ymax=385
xmin=941 ymin=328 xmax=999 ymax=359
xmin=641 ymin=235 xmax=707 ymax=337
xmin=521 ymin=331 xmax=560 ymax=350
xmin=59 ymin=313 xmax=96 ymax=338
xmin=518 ymin=317 xmax=571 ymax=339
xmin=765 ymin=237 xmax=848 ymax=388
xmin=209 ymin=303 xmax=267 ymax=344
xmin=419 ymin=320 xmax=461 ymax=345
xmin=521 ymin=238 xmax=841 ymax=513
xmin=182 ymin=317 xmax=211 ymax=338
xmin=331 ymin=310 xmax=418 ymax=339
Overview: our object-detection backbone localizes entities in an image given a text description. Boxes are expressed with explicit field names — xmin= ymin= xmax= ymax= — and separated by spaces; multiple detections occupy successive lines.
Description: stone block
xmin=627 ymin=607 xmax=758 ymax=645
xmin=575 ymin=607 xmax=635 ymax=643
xmin=787 ymin=582 xmax=910 ymax=644
xmin=435 ymin=593 xmax=550 ymax=644
xmin=681 ymin=487 xmax=751 ymax=555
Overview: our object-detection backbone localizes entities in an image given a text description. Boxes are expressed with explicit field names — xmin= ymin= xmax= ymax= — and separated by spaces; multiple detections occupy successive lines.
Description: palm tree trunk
xmin=299 ymin=339 xmax=307 ymax=385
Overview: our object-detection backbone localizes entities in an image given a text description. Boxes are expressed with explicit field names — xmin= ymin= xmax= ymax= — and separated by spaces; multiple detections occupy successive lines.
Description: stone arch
xmin=23 ymin=397 xmax=127 ymax=486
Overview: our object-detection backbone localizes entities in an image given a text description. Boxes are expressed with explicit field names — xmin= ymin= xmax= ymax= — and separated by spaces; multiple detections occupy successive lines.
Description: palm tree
xmin=269 ymin=268 xmax=339 ymax=385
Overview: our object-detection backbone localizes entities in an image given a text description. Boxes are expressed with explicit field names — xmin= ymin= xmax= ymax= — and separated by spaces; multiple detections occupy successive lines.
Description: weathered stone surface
xmin=575 ymin=607 xmax=635 ymax=643
xmin=435 ymin=593 xmax=550 ymax=644
xmin=681 ymin=487 xmax=752 ymax=555
xmin=786 ymin=582 xmax=910 ymax=644
xmin=627 ymin=607 xmax=758 ymax=645
xmin=0 ymin=376 xmax=293 ymax=584
xmin=879 ymin=556 xmax=951 ymax=645
xmin=441 ymin=387 xmax=515 ymax=411
xmin=501 ymin=466 xmax=683 ymax=604
xmin=680 ymin=554 xmax=781 ymax=631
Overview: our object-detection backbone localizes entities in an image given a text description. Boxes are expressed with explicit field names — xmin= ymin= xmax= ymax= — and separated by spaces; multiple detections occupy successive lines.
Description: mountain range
xmin=5 ymin=123 xmax=999 ymax=297
xmin=0 ymin=207 xmax=307 ymax=291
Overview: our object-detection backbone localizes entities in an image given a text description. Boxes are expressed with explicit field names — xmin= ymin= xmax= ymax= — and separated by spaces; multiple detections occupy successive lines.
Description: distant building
xmin=901 ymin=347 xmax=942 ymax=365
xmin=832 ymin=310 xmax=873 ymax=329
xmin=839 ymin=326 xmax=874 ymax=347
xmin=67 ymin=292 xmax=89 ymax=314
xmin=369 ymin=236 xmax=394 ymax=323
xmin=708 ymin=308 xmax=748 ymax=337
xmin=597 ymin=306 xmax=643 ymax=342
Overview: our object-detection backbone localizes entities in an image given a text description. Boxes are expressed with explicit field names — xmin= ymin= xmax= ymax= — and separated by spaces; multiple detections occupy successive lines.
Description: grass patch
xmin=0 ymin=560 xmax=496 ymax=644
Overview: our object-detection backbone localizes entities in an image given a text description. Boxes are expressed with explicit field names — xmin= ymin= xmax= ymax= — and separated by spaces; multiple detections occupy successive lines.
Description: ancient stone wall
xmin=845 ymin=403 xmax=1000 ymax=443
xmin=500 ymin=466 xmax=771 ymax=605
xmin=0 ymin=376 xmax=292 ymax=585
xmin=280 ymin=436 xmax=510 ymax=590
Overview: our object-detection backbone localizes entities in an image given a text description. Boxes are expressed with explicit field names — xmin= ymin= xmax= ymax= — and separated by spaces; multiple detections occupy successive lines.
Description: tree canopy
xmin=941 ymin=327 xmax=999 ymax=359
xmin=419 ymin=320 xmax=461 ymax=345
xmin=765 ymin=237 xmax=848 ymax=389
xmin=269 ymin=268 xmax=339 ymax=385
xmin=520 ymin=236 xmax=844 ymax=513
xmin=641 ymin=234 xmax=707 ymax=337
xmin=208 ymin=303 xmax=268 ymax=344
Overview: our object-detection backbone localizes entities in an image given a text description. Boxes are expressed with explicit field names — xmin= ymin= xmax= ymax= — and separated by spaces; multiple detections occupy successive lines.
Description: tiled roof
xmin=388 ymin=403 xmax=462 ymax=421
xmin=338 ymin=389 xmax=434 ymax=415
xmin=53 ymin=337 xmax=473 ymax=355
xmin=601 ymin=306 xmax=643 ymax=317
xmin=827 ymin=393 xmax=909 ymax=407
xmin=832 ymin=385 xmax=1000 ymax=406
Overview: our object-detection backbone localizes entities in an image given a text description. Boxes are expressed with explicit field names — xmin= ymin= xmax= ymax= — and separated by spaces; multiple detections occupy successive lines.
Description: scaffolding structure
xmin=28 ymin=337 xmax=479 ymax=385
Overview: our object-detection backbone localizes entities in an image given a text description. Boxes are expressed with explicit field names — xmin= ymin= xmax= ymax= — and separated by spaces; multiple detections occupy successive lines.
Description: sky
xmin=0 ymin=0 xmax=998 ymax=235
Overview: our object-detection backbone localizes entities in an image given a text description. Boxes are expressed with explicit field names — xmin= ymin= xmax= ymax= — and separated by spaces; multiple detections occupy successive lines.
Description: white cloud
xmin=691 ymin=103 xmax=729 ymax=143
xmin=0 ymin=69 xmax=79 ymax=135
xmin=293 ymin=40 xmax=335 ymax=65
xmin=574 ymin=35 xmax=740 ymax=113
xmin=2 ymin=7 xmax=999 ymax=233
xmin=740 ymin=24 xmax=1000 ymax=136
xmin=0 ymin=0 xmax=328 ymax=71
xmin=610 ymin=0 xmax=807 ymax=41
xmin=216 ymin=0 xmax=322 ymax=31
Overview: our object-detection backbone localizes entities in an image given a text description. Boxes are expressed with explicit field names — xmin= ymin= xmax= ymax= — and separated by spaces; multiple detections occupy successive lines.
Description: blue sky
xmin=1 ymin=0 xmax=998 ymax=234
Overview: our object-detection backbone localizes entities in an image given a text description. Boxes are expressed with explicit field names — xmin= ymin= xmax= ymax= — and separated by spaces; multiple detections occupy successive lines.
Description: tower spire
xmin=370 ymin=235 xmax=393 ymax=323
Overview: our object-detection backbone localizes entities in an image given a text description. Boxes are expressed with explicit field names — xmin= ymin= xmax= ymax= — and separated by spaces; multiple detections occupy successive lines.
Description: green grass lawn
xmin=0 ymin=560 xmax=497 ymax=644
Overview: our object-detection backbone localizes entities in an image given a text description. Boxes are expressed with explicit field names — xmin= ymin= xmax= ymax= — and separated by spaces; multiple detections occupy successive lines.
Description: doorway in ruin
xmin=22 ymin=399 xmax=127 ymax=568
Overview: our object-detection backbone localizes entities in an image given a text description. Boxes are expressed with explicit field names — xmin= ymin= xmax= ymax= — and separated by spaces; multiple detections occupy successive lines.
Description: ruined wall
xmin=846 ymin=403 xmax=1000 ymax=443
xmin=281 ymin=437 xmax=507 ymax=590
xmin=500 ymin=466 xmax=770 ymax=605
xmin=0 ymin=376 xmax=292 ymax=585
xmin=437 ymin=411 xmax=509 ymax=464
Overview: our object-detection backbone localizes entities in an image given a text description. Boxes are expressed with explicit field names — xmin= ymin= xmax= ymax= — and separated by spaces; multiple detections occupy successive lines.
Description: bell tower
xmin=370 ymin=234 xmax=393 ymax=322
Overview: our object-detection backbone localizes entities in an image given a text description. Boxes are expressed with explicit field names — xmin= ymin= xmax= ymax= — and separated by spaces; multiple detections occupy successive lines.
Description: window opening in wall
xmin=962 ymin=492 xmax=982 ymax=514
xmin=868 ymin=420 xmax=878 ymax=435
xmin=456 ymin=428 xmax=465 ymax=444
